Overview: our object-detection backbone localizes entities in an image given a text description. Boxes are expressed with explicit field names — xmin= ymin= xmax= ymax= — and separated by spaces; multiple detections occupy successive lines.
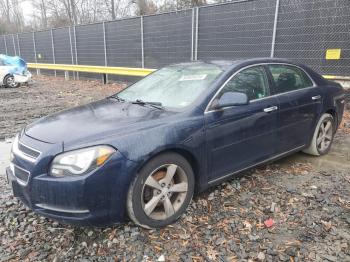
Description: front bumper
xmin=8 ymin=134 xmax=138 ymax=226
xmin=14 ymin=71 xmax=32 ymax=83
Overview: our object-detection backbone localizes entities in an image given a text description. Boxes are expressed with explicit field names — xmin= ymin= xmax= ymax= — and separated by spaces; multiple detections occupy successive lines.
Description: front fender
xmin=112 ymin=116 xmax=205 ymax=163
xmin=14 ymin=73 xmax=31 ymax=83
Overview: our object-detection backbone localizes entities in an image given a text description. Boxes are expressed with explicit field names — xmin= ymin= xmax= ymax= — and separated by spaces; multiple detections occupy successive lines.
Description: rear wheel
xmin=127 ymin=153 xmax=194 ymax=229
xmin=4 ymin=75 xmax=20 ymax=88
xmin=303 ymin=113 xmax=334 ymax=156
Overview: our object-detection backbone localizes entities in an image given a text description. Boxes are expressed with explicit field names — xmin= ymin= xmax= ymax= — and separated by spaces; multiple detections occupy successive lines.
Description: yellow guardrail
xmin=28 ymin=63 xmax=348 ymax=80
xmin=323 ymin=75 xmax=350 ymax=80
xmin=27 ymin=63 xmax=155 ymax=77
xmin=323 ymin=75 xmax=337 ymax=79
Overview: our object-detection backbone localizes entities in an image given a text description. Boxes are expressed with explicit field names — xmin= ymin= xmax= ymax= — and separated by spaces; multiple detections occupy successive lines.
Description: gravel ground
xmin=0 ymin=76 xmax=349 ymax=261
xmin=0 ymin=75 xmax=125 ymax=140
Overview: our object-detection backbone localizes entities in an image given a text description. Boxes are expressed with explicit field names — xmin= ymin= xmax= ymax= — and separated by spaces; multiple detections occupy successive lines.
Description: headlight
xmin=50 ymin=145 xmax=116 ymax=177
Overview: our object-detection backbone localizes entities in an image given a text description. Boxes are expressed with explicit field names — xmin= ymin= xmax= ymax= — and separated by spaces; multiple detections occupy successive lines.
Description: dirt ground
xmin=0 ymin=75 xmax=125 ymax=140
xmin=0 ymin=76 xmax=349 ymax=261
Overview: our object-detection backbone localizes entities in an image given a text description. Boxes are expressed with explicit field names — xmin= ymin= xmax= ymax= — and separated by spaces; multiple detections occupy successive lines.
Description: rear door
xmin=266 ymin=64 xmax=322 ymax=154
xmin=205 ymin=65 xmax=279 ymax=183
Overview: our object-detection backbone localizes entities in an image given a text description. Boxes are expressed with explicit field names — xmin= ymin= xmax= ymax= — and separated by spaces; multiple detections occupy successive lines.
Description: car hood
xmin=25 ymin=98 xmax=175 ymax=145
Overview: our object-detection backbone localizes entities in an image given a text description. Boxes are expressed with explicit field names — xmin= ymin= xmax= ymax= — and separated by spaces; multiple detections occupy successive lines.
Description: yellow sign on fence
xmin=326 ymin=49 xmax=341 ymax=60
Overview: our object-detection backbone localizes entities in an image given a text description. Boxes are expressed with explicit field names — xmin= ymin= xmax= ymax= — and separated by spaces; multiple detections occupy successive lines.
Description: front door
xmin=205 ymin=66 xmax=279 ymax=182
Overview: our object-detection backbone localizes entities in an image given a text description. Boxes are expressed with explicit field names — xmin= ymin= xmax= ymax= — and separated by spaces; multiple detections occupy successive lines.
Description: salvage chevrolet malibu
xmin=7 ymin=58 xmax=345 ymax=228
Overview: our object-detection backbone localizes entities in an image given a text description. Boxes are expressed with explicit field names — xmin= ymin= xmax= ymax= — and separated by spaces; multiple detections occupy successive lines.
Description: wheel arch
xmin=134 ymin=147 xmax=201 ymax=190
xmin=3 ymin=73 xmax=14 ymax=86
xmin=2 ymin=73 xmax=11 ymax=83
xmin=325 ymin=108 xmax=338 ymax=128
xmin=4 ymin=73 xmax=12 ymax=79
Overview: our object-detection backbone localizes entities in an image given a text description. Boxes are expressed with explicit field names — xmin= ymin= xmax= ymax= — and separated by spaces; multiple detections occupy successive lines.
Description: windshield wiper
xmin=132 ymin=99 xmax=164 ymax=110
xmin=108 ymin=95 xmax=125 ymax=102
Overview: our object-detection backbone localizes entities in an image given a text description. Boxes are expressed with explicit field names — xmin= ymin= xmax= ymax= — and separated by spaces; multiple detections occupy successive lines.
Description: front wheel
xmin=4 ymin=75 xmax=20 ymax=88
xmin=303 ymin=113 xmax=334 ymax=156
xmin=127 ymin=153 xmax=194 ymax=229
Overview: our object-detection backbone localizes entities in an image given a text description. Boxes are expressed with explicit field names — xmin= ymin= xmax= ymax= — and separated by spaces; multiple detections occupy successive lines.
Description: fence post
xmin=12 ymin=34 xmax=17 ymax=55
xmin=50 ymin=29 xmax=57 ymax=77
xmin=140 ymin=16 xmax=145 ymax=68
xmin=4 ymin=35 xmax=7 ymax=55
xmin=68 ymin=27 xmax=75 ymax=80
xmin=102 ymin=21 xmax=108 ymax=84
xmin=32 ymin=32 xmax=40 ymax=75
xmin=191 ymin=8 xmax=195 ymax=61
xmin=194 ymin=7 xmax=199 ymax=61
xmin=271 ymin=0 xmax=280 ymax=58
xmin=73 ymin=25 xmax=79 ymax=80
xmin=16 ymin=34 xmax=21 ymax=57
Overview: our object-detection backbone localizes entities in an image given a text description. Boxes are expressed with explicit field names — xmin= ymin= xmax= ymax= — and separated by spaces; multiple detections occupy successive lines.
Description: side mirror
xmin=211 ymin=92 xmax=249 ymax=110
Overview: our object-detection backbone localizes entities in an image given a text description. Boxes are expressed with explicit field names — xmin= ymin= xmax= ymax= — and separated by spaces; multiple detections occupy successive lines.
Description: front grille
xmin=14 ymin=165 xmax=30 ymax=184
xmin=18 ymin=142 xmax=41 ymax=159
xmin=13 ymin=137 xmax=42 ymax=163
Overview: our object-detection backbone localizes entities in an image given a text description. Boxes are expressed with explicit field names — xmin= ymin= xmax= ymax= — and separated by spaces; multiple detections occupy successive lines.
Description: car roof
xmin=168 ymin=58 xmax=305 ymax=71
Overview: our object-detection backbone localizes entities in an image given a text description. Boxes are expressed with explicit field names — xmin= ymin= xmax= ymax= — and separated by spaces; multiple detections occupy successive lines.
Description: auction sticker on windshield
xmin=179 ymin=74 xmax=207 ymax=81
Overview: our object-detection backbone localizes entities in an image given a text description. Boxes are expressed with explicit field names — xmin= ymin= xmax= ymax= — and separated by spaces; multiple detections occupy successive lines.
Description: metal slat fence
xmin=197 ymin=0 xmax=277 ymax=60
xmin=18 ymin=32 xmax=35 ymax=62
xmin=274 ymin=0 xmax=350 ymax=76
xmin=0 ymin=0 xmax=349 ymax=79
xmin=143 ymin=9 xmax=193 ymax=68
xmin=105 ymin=18 xmax=143 ymax=68
xmin=4 ymin=35 xmax=15 ymax=56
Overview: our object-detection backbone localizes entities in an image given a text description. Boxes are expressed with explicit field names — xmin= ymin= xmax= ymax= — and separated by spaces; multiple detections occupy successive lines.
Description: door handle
xmin=312 ymin=95 xmax=321 ymax=100
xmin=263 ymin=106 xmax=278 ymax=113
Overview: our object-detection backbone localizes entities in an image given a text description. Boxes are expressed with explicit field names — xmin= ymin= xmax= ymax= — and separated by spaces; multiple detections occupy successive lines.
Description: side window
xmin=268 ymin=65 xmax=314 ymax=94
xmin=218 ymin=66 xmax=269 ymax=101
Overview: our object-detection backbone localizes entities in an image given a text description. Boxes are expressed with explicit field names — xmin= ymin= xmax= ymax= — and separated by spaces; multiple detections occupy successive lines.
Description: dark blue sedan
xmin=6 ymin=58 xmax=345 ymax=228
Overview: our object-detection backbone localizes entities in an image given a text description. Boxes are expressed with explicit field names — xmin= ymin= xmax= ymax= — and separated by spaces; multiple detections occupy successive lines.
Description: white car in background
xmin=0 ymin=54 xmax=32 ymax=88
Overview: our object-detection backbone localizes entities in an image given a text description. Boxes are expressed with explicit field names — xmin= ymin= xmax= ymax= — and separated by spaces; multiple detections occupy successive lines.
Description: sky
xmin=20 ymin=0 xmax=34 ymax=23
xmin=18 ymin=0 xmax=220 ymax=24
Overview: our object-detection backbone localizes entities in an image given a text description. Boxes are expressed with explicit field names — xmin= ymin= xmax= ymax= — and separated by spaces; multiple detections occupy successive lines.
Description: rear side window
xmin=268 ymin=65 xmax=314 ymax=94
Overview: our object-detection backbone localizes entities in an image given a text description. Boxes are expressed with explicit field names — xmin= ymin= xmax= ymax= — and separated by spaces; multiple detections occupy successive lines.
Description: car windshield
xmin=116 ymin=64 xmax=223 ymax=109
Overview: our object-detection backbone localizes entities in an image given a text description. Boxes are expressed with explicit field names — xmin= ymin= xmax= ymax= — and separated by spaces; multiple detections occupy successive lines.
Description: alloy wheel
xmin=316 ymin=119 xmax=333 ymax=152
xmin=6 ymin=76 xmax=18 ymax=88
xmin=141 ymin=164 xmax=188 ymax=220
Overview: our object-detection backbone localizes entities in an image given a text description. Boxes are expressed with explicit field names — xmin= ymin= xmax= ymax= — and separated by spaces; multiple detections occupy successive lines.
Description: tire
xmin=4 ymin=75 xmax=20 ymax=88
xmin=303 ymin=113 xmax=334 ymax=156
xmin=127 ymin=152 xmax=195 ymax=229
